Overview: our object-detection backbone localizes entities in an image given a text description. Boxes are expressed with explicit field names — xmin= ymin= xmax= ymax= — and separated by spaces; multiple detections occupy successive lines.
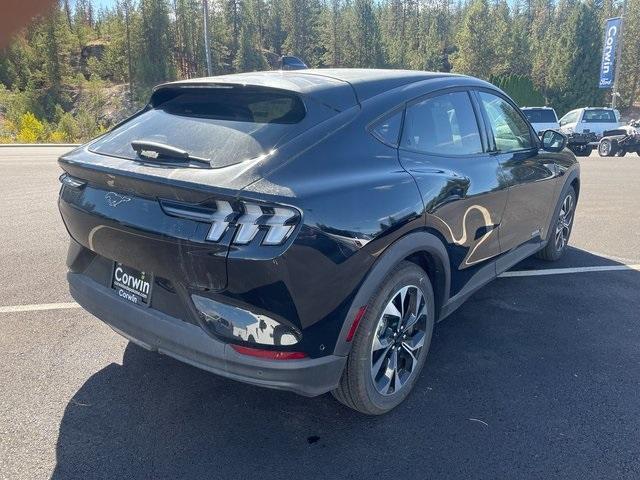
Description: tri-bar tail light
xmin=161 ymin=198 xmax=301 ymax=247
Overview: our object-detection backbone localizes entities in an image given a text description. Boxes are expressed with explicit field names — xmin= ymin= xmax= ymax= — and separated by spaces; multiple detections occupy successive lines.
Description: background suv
xmin=58 ymin=69 xmax=579 ymax=414
xmin=521 ymin=107 xmax=560 ymax=135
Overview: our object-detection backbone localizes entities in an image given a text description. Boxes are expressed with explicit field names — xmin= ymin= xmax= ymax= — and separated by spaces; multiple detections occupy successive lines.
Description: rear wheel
xmin=536 ymin=186 xmax=576 ymax=261
xmin=332 ymin=261 xmax=435 ymax=415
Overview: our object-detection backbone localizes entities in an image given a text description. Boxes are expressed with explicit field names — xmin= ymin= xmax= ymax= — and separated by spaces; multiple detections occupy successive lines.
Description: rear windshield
xmin=583 ymin=109 xmax=617 ymax=123
xmin=522 ymin=109 xmax=557 ymax=123
xmin=89 ymin=88 xmax=306 ymax=167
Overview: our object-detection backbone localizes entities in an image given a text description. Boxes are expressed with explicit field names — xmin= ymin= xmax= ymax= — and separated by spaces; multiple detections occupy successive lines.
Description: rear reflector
xmin=231 ymin=344 xmax=307 ymax=360
xmin=346 ymin=306 xmax=367 ymax=342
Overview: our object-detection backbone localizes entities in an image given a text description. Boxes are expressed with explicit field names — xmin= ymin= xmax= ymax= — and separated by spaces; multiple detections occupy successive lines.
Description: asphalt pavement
xmin=0 ymin=147 xmax=639 ymax=480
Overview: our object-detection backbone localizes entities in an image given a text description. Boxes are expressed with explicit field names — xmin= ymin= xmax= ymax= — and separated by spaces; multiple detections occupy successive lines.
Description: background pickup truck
xmin=559 ymin=107 xmax=621 ymax=156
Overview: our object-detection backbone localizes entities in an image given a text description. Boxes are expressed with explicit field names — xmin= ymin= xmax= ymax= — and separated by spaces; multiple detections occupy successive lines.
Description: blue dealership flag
xmin=599 ymin=17 xmax=622 ymax=89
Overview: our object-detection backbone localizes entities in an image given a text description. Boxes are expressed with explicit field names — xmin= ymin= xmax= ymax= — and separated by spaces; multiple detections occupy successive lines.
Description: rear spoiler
xmin=151 ymin=77 xmax=356 ymax=113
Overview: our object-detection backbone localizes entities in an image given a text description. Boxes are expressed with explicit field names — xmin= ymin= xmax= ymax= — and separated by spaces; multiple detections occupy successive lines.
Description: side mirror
xmin=541 ymin=129 xmax=567 ymax=152
xmin=280 ymin=55 xmax=308 ymax=70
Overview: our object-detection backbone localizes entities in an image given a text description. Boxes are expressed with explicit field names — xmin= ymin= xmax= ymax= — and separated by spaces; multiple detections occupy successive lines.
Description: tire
xmin=536 ymin=186 xmax=576 ymax=261
xmin=616 ymin=149 xmax=627 ymax=157
xmin=598 ymin=139 xmax=617 ymax=157
xmin=332 ymin=261 xmax=435 ymax=415
xmin=573 ymin=146 xmax=592 ymax=157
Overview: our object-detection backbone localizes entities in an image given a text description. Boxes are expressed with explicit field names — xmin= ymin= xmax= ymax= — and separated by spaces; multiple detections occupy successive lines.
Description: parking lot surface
xmin=1 ymin=147 xmax=639 ymax=480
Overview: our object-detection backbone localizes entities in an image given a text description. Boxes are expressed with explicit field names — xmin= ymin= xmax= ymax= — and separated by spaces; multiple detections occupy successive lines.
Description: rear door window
xmin=89 ymin=88 xmax=307 ymax=168
xmin=401 ymin=91 xmax=483 ymax=155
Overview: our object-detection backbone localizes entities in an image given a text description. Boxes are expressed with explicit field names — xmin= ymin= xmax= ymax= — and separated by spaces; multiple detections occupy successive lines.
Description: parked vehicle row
xmin=522 ymin=105 xmax=638 ymax=157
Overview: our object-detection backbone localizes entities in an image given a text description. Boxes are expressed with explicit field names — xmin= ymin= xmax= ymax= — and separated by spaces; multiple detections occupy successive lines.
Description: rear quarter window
xmin=370 ymin=110 xmax=403 ymax=146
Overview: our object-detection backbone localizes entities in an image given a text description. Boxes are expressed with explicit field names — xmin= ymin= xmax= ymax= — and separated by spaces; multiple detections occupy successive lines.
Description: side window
xmin=370 ymin=110 xmax=403 ymax=146
xmin=479 ymin=92 xmax=533 ymax=152
xmin=559 ymin=110 xmax=579 ymax=127
xmin=401 ymin=91 xmax=482 ymax=155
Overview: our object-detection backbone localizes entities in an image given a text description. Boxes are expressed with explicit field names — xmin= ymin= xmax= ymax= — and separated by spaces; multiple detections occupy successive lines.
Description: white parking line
xmin=0 ymin=302 xmax=80 ymax=313
xmin=500 ymin=264 xmax=640 ymax=277
xmin=0 ymin=264 xmax=638 ymax=314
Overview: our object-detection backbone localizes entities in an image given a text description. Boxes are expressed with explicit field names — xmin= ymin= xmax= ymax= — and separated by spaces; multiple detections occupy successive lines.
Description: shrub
xmin=0 ymin=118 xmax=17 ymax=142
xmin=48 ymin=130 xmax=66 ymax=143
xmin=16 ymin=112 xmax=46 ymax=143
xmin=490 ymin=75 xmax=546 ymax=107
xmin=55 ymin=111 xmax=80 ymax=142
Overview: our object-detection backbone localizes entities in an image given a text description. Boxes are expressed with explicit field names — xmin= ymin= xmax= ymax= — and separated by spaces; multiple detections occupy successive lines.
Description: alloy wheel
xmin=370 ymin=285 xmax=427 ymax=396
xmin=555 ymin=194 xmax=574 ymax=251
xmin=599 ymin=140 xmax=611 ymax=156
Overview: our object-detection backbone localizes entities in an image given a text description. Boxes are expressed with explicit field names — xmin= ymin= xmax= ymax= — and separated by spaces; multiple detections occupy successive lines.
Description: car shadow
xmin=51 ymin=247 xmax=640 ymax=480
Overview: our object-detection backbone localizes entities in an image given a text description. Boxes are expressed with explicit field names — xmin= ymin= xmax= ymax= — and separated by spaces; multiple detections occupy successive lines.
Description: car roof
xmin=158 ymin=69 xmax=466 ymax=111
xmin=521 ymin=106 xmax=554 ymax=110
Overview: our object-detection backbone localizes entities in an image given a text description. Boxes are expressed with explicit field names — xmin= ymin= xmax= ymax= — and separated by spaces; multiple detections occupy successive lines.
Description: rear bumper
xmin=68 ymin=272 xmax=346 ymax=397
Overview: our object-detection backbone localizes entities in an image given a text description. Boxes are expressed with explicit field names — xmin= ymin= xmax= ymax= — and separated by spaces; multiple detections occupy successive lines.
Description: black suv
xmin=58 ymin=69 xmax=579 ymax=414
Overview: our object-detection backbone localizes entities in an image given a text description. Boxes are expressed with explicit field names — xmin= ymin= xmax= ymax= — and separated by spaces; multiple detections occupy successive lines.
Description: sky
xmin=72 ymin=0 xmax=119 ymax=10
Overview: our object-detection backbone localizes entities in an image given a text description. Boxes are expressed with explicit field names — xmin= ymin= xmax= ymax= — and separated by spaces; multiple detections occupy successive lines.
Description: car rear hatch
xmin=58 ymin=81 xmax=353 ymax=297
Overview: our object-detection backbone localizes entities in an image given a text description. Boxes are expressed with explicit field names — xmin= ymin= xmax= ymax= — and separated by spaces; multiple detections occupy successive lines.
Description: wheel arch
xmin=570 ymin=175 xmax=580 ymax=200
xmin=543 ymin=168 xmax=580 ymax=245
xmin=333 ymin=230 xmax=450 ymax=356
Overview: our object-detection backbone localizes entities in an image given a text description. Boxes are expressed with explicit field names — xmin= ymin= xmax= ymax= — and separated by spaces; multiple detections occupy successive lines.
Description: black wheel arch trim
xmin=333 ymin=230 xmax=450 ymax=356
xmin=543 ymin=167 xmax=580 ymax=245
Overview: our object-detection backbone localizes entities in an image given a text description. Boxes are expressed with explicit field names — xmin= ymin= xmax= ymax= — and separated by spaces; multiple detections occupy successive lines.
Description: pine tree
xmin=452 ymin=0 xmax=494 ymax=78
xmin=489 ymin=1 xmax=515 ymax=77
xmin=321 ymin=0 xmax=344 ymax=67
xmin=529 ymin=0 xmax=553 ymax=96
xmin=618 ymin=0 xmax=640 ymax=108
xmin=382 ymin=0 xmax=408 ymax=68
xmin=407 ymin=5 xmax=450 ymax=71
xmin=137 ymin=0 xmax=176 ymax=91
xmin=222 ymin=0 xmax=242 ymax=69
xmin=546 ymin=0 xmax=602 ymax=113
xmin=343 ymin=0 xmax=385 ymax=68
xmin=266 ymin=0 xmax=287 ymax=56
xmin=283 ymin=0 xmax=323 ymax=66
xmin=233 ymin=0 xmax=268 ymax=71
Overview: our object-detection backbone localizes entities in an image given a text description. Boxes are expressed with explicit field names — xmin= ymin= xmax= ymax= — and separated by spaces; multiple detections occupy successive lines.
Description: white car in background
xmin=558 ymin=107 xmax=622 ymax=138
xmin=521 ymin=107 xmax=559 ymax=135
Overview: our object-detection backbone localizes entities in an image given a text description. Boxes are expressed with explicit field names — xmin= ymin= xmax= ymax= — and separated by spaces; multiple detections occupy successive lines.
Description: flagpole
xmin=611 ymin=0 xmax=627 ymax=109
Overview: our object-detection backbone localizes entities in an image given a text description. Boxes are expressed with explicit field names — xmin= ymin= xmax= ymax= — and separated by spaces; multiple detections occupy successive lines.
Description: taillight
xmin=233 ymin=203 xmax=263 ymax=245
xmin=161 ymin=199 xmax=300 ymax=246
xmin=263 ymin=207 xmax=296 ymax=245
xmin=206 ymin=200 xmax=234 ymax=242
